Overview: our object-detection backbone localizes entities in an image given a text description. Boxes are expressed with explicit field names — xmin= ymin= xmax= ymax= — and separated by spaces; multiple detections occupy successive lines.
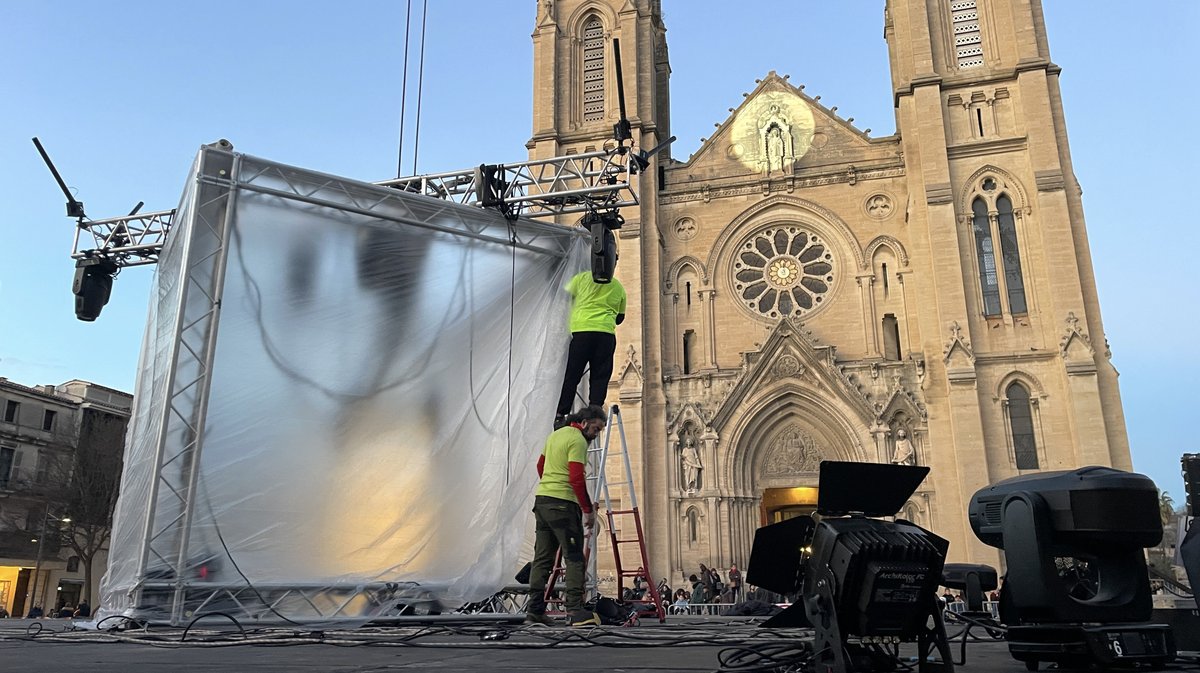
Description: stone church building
xmin=527 ymin=0 xmax=1131 ymax=580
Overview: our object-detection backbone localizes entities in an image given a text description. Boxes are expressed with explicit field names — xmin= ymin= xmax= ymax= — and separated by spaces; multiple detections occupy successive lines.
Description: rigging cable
xmin=395 ymin=0 xmax=414 ymax=178
xmin=411 ymin=0 xmax=429 ymax=175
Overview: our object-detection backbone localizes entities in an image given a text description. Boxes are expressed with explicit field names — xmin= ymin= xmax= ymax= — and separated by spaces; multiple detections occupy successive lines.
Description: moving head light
xmin=72 ymin=256 xmax=118 ymax=321
xmin=941 ymin=563 xmax=997 ymax=615
xmin=747 ymin=461 xmax=954 ymax=673
xmin=583 ymin=210 xmax=623 ymax=284
xmin=969 ymin=466 xmax=1174 ymax=670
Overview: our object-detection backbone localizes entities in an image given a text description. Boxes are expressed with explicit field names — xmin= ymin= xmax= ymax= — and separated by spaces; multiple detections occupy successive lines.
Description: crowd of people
xmin=652 ymin=563 xmax=746 ymax=613
xmin=0 ymin=599 xmax=90 ymax=619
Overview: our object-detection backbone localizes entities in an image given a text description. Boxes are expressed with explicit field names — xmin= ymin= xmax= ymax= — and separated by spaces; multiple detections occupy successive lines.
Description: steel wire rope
xmin=411 ymin=0 xmax=429 ymax=176
xmin=396 ymin=0 xmax=413 ymax=179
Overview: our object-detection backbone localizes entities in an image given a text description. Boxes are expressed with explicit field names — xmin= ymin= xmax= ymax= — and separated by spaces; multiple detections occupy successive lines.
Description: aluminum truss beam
xmin=74 ymin=148 xmax=637 ymax=269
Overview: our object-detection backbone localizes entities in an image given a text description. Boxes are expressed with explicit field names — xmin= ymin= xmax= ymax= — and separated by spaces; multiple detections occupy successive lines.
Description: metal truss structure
xmin=73 ymin=146 xmax=638 ymax=269
xmin=71 ymin=209 xmax=174 ymax=267
xmin=113 ymin=145 xmax=584 ymax=626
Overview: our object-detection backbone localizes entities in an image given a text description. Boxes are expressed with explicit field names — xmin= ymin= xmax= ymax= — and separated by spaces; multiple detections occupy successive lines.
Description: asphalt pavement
xmin=0 ymin=615 xmax=1189 ymax=672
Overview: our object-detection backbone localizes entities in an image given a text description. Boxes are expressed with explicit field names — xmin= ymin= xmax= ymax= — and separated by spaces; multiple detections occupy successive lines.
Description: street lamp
xmin=27 ymin=509 xmax=70 ymax=616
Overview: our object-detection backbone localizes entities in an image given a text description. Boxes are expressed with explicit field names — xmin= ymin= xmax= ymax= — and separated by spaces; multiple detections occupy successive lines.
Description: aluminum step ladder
xmin=543 ymin=404 xmax=665 ymax=623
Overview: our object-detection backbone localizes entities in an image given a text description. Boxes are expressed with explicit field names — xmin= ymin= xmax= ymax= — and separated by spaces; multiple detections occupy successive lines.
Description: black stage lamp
xmin=969 ymin=466 xmax=1175 ymax=670
xmin=747 ymin=461 xmax=954 ymax=673
xmin=1182 ymin=454 xmax=1200 ymax=518
xmin=1179 ymin=455 xmax=1200 ymax=615
xmin=942 ymin=563 xmax=997 ymax=615
xmin=72 ymin=256 xmax=118 ymax=321
xmin=583 ymin=210 xmax=622 ymax=284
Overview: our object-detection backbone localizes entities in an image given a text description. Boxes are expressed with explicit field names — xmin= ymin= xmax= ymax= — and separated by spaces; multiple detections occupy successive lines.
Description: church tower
xmin=885 ymin=0 xmax=1130 ymax=560
xmin=529 ymin=0 xmax=1132 ymax=581
xmin=528 ymin=0 xmax=675 ymax=578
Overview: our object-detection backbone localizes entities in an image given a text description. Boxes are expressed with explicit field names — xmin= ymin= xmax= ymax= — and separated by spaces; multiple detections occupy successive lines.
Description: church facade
xmin=528 ymin=0 xmax=1131 ymax=580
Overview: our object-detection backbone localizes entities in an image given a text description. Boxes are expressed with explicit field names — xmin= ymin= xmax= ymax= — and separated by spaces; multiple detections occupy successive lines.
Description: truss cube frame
xmin=100 ymin=146 xmax=587 ymax=626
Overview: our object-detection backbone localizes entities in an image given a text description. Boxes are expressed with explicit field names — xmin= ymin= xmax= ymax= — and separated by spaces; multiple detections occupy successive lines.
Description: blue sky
xmin=1 ymin=2 xmax=1195 ymax=502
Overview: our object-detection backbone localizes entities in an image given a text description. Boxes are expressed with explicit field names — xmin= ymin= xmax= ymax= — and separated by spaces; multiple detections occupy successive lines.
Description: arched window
xmin=582 ymin=17 xmax=605 ymax=122
xmin=686 ymin=508 xmax=699 ymax=544
xmin=1007 ymin=382 xmax=1038 ymax=469
xmin=882 ymin=314 xmax=901 ymax=360
xmin=996 ymin=195 xmax=1027 ymax=314
xmin=972 ymin=197 xmax=1001 ymax=316
xmin=969 ymin=184 xmax=1030 ymax=318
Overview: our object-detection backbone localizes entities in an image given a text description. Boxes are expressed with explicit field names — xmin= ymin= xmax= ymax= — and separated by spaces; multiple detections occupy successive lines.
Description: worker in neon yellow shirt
xmin=554 ymin=270 xmax=626 ymax=428
xmin=525 ymin=405 xmax=607 ymax=627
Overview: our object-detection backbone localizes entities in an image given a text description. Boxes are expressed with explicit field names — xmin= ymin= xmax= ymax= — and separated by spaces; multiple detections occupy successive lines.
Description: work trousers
xmin=527 ymin=496 xmax=586 ymax=614
xmin=556 ymin=331 xmax=617 ymax=416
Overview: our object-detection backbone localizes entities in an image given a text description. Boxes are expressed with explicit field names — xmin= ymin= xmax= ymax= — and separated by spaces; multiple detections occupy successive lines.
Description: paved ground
xmin=3 ymin=614 xmax=1172 ymax=673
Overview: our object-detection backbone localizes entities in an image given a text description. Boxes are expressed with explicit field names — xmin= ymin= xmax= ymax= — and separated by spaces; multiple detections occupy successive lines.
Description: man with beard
xmin=526 ymin=405 xmax=607 ymax=627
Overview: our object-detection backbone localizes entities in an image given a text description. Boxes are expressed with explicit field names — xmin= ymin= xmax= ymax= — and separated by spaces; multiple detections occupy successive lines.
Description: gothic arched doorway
xmin=761 ymin=486 xmax=818 ymax=524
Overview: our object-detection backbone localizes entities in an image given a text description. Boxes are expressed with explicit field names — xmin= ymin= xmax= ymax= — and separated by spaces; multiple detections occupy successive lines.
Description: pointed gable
xmin=681 ymin=71 xmax=880 ymax=180
xmin=709 ymin=318 xmax=876 ymax=432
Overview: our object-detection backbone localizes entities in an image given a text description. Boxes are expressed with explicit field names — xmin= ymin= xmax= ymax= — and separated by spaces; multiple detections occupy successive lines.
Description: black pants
xmin=556 ymin=331 xmax=617 ymax=416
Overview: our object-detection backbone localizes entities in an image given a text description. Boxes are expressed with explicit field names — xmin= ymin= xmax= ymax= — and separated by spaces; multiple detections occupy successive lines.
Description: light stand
xmin=747 ymin=461 xmax=955 ymax=673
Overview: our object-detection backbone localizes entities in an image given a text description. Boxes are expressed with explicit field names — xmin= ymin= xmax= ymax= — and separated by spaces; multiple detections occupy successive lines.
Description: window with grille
xmin=951 ymin=1 xmax=984 ymax=68
xmin=582 ymin=17 xmax=605 ymax=122
xmin=1007 ymin=383 xmax=1039 ymax=469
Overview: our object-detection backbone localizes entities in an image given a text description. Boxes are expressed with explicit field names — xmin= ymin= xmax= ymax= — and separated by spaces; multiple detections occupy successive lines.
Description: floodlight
xmin=969 ymin=466 xmax=1175 ymax=670
xmin=72 ymin=257 xmax=118 ymax=321
xmin=747 ymin=461 xmax=954 ymax=673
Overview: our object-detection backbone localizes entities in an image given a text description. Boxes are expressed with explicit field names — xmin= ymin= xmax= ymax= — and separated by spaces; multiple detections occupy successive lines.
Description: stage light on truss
xmin=72 ymin=256 xmax=118 ymax=321
xmin=583 ymin=210 xmax=623 ymax=284
xmin=747 ymin=461 xmax=954 ymax=673
xmin=969 ymin=466 xmax=1176 ymax=670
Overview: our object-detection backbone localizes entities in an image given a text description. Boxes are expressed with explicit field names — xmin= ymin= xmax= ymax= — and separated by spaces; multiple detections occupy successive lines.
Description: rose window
xmin=734 ymin=227 xmax=834 ymax=318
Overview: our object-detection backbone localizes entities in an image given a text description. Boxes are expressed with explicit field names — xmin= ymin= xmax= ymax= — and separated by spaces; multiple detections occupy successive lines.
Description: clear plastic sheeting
xmin=100 ymin=146 xmax=588 ymax=626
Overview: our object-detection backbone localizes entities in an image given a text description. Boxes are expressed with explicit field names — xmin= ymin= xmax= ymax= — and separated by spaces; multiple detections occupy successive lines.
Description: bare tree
xmin=60 ymin=408 xmax=126 ymax=602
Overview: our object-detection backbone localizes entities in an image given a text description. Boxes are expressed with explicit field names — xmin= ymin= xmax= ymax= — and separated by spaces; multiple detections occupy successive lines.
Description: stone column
xmin=897 ymin=271 xmax=914 ymax=357
xmin=701 ymin=289 xmax=718 ymax=368
xmin=858 ymin=274 xmax=879 ymax=356
xmin=665 ymin=292 xmax=679 ymax=375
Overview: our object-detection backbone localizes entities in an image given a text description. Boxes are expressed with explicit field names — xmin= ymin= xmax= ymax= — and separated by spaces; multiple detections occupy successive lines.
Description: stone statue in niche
xmin=758 ymin=104 xmax=795 ymax=174
xmin=766 ymin=126 xmax=785 ymax=172
xmin=681 ymin=438 xmax=703 ymax=492
xmin=891 ymin=428 xmax=916 ymax=466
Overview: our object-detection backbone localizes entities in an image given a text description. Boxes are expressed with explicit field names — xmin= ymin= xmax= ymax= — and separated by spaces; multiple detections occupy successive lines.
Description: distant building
xmin=0 ymin=377 xmax=131 ymax=617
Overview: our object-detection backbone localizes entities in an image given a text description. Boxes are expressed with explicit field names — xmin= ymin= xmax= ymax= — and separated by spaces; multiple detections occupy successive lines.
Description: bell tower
xmin=885 ymin=0 xmax=1131 ymax=561
xmin=529 ymin=0 xmax=670 ymax=159
xmin=528 ymin=0 xmax=675 ymax=577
